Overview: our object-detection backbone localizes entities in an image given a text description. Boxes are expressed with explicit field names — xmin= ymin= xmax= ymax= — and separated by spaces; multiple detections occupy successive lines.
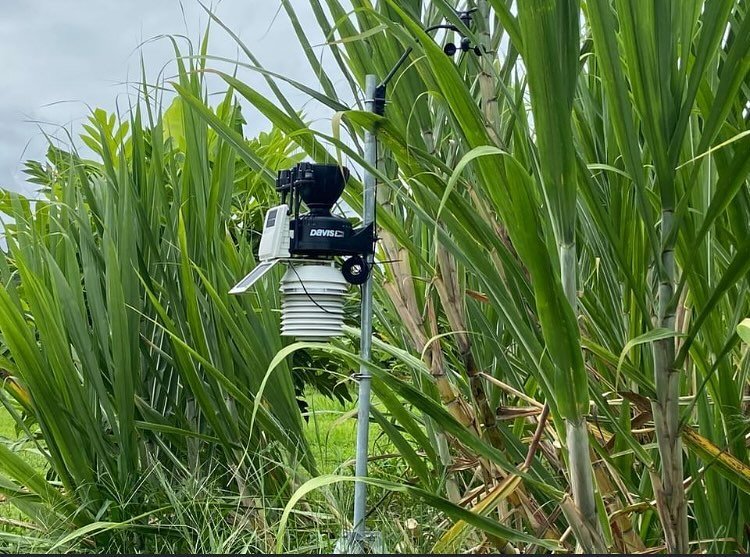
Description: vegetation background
xmin=0 ymin=0 xmax=749 ymax=553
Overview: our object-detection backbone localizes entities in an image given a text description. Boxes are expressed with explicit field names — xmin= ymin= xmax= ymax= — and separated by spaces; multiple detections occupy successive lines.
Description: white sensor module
xmin=258 ymin=204 xmax=290 ymax=262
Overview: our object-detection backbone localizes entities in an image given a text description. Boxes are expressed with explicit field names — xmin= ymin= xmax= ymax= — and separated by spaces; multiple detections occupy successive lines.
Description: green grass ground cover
xmin=0 ymin=388 xmax=364 ymax=476
xmin=0 ymin=389 xmax=439 ymax=552
xmin=303 ymin=389 xmax=366 ymax=474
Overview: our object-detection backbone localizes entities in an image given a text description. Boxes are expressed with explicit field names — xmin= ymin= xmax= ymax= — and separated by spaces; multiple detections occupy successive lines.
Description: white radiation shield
xmin=280 ymin=263 xmax=347 ymax=341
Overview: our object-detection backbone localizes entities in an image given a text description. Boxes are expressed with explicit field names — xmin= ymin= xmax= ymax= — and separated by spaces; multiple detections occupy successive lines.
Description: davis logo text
xmin=309 ymin=229 xmax=345 ymax=238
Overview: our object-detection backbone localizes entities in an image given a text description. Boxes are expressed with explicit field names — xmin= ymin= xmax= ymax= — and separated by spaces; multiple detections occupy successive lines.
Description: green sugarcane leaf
xmin=737 ymin=319 xmax=750 ymax=345
xmin=616 ymin=328 xmax=684 ymax=389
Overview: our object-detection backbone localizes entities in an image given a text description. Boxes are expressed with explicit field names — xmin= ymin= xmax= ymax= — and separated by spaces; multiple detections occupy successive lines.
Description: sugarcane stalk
xmin=566 ymin=419 xmax=601 ymax=531
xmin=651 ymin=208 xmax=688 ymax=553
xmin=476 ymin=0 xmax=502 ymax=147
xmin=560 ymin=242 xmax=604 ymax=549
xmin=379 ymin=229 xmax=476 ymax=498
xmin=436 ymin=249 xmax=503 ymax=450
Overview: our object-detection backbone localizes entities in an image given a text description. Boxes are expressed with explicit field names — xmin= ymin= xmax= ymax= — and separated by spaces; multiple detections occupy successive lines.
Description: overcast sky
xmin=0 ymin=1 xmax=347 ymax=195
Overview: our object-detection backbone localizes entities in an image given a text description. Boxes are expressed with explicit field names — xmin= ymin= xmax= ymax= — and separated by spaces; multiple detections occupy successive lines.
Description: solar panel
xmin=265 ymin=207 xmax=278 ymax=228
xmin=229 ymin=260 xmax=280 ymax=295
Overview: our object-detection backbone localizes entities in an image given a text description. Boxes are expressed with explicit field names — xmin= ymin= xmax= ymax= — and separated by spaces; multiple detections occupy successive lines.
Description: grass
xmin=0 ymin=388 xmax=438 ymax=553
xmin=0 ymin=406 xmax=46 ymax=535
xmin=0 ymin=409 xmax=17 ymax=440
xmin=303 ymin=388 xmax=378 ymax=475
xmin=304 ymin=392 xmax=358 ymax=475
xmin=0 ymin=387 xmax=368 ymax=481
xmin=0 ymin=407 xmax=45 ymax=471
xmin=300 ymin=390 xmax=445 ymax=553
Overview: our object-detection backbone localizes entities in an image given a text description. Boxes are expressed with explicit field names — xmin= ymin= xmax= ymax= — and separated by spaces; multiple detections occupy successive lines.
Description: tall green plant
xmin=0 ymin=42 xmax=313 ymax=547
xmin=584 ymin=0 xmax=750 ymax=550
xmin=191 ymin=0 xmax=750 ymax=552
xmin=516 ymin=0 xmax=603 ymax=546
xmin=5 ymin=0 xmax=749 ymax=552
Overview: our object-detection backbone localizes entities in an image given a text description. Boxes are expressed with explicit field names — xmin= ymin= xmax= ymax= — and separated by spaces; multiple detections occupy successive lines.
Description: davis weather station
xmin=230 ymin=158 xmax=380 ymax=552
xmin=231 ymin=8 xmax=480 ymax=552
xmin=230 ymin=162 xmax=374 ymax=340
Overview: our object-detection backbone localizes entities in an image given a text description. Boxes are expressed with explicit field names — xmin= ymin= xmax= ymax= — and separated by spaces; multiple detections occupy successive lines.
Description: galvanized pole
xmin=351 ymin=74 xmax=378 ymax=548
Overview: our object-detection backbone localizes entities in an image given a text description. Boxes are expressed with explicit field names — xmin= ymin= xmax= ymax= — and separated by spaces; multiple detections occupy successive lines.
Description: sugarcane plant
xmin=183 ymin=0 xmax=750 ymax=552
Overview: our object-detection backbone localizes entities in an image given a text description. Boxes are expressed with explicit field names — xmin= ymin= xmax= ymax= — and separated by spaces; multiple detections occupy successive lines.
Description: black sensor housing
xmin=276 ymin=162 xmax=374 ymax=258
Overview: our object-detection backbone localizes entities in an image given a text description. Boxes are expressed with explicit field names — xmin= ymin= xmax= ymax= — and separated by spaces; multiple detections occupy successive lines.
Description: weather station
xmin=230 ymin=8 xmax=481 ymax=553
xmin=230 ymin=162 xmax=374 ymax=340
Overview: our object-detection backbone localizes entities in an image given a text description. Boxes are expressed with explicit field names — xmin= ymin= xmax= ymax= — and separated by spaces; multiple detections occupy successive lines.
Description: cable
xmin=289 ymin=262 xmax=339 ymax=315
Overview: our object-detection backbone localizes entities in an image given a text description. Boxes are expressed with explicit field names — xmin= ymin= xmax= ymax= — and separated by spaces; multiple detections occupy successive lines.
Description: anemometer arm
xmin=373 ymin=10 xmax=479 ymax=116
xmin=374 ymin=23 xmax=455 ymax=113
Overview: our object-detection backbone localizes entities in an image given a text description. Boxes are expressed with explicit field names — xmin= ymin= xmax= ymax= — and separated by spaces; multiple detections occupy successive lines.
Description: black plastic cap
xmin=296 ymin=163 xmax=349 ymax=215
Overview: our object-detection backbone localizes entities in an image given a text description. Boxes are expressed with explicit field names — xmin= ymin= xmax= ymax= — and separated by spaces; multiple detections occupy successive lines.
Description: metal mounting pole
xmin=336 ymin=19 xmax=471 ymax=552
xmin=349 ymin=74 xmax=378 ymax=550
